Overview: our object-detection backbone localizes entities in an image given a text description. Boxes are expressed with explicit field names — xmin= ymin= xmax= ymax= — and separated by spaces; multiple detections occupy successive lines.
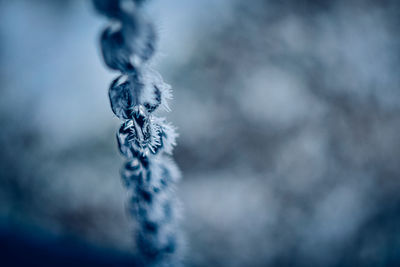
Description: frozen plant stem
xmin=93 ymin=0 xmax=183 ymax=266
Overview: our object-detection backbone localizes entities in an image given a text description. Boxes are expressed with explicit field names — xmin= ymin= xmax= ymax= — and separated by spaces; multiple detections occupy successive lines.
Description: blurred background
xmin=1 ymin=0 xmax=400 ymax=266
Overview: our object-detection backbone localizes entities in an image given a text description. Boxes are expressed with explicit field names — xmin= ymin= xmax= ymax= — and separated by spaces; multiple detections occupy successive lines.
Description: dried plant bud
xmin=100 ymin=15 xmax=156 ymax=73
xmin=109 ymin=75 xmax=137 ymax=119
xmin=93 ymin=0 xmax=122 ymax=19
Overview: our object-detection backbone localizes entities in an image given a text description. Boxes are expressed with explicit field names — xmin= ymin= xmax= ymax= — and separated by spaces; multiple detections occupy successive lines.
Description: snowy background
xmin=1 ymin=0 xmax=400 ymax=266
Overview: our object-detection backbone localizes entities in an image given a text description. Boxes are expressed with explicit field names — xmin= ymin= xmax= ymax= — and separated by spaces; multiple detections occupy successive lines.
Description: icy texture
xmin=94 ymin=0 xmax=183 ymax=266
xmin=109 ymin=68 xmax=172 ymax=119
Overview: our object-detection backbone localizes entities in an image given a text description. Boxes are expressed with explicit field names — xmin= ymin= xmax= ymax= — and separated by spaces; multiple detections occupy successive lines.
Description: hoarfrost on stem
xmin=93 ymin=0 xmax=183 ymax=265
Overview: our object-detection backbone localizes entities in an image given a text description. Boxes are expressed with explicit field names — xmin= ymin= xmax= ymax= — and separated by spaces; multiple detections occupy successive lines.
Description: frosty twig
xmin=93 ymin=1 xmax=183 ymax=265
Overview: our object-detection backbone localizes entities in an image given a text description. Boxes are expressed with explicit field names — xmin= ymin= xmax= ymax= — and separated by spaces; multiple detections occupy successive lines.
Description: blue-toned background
xmin=1 ymin=0 xmax=400 ymax=266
